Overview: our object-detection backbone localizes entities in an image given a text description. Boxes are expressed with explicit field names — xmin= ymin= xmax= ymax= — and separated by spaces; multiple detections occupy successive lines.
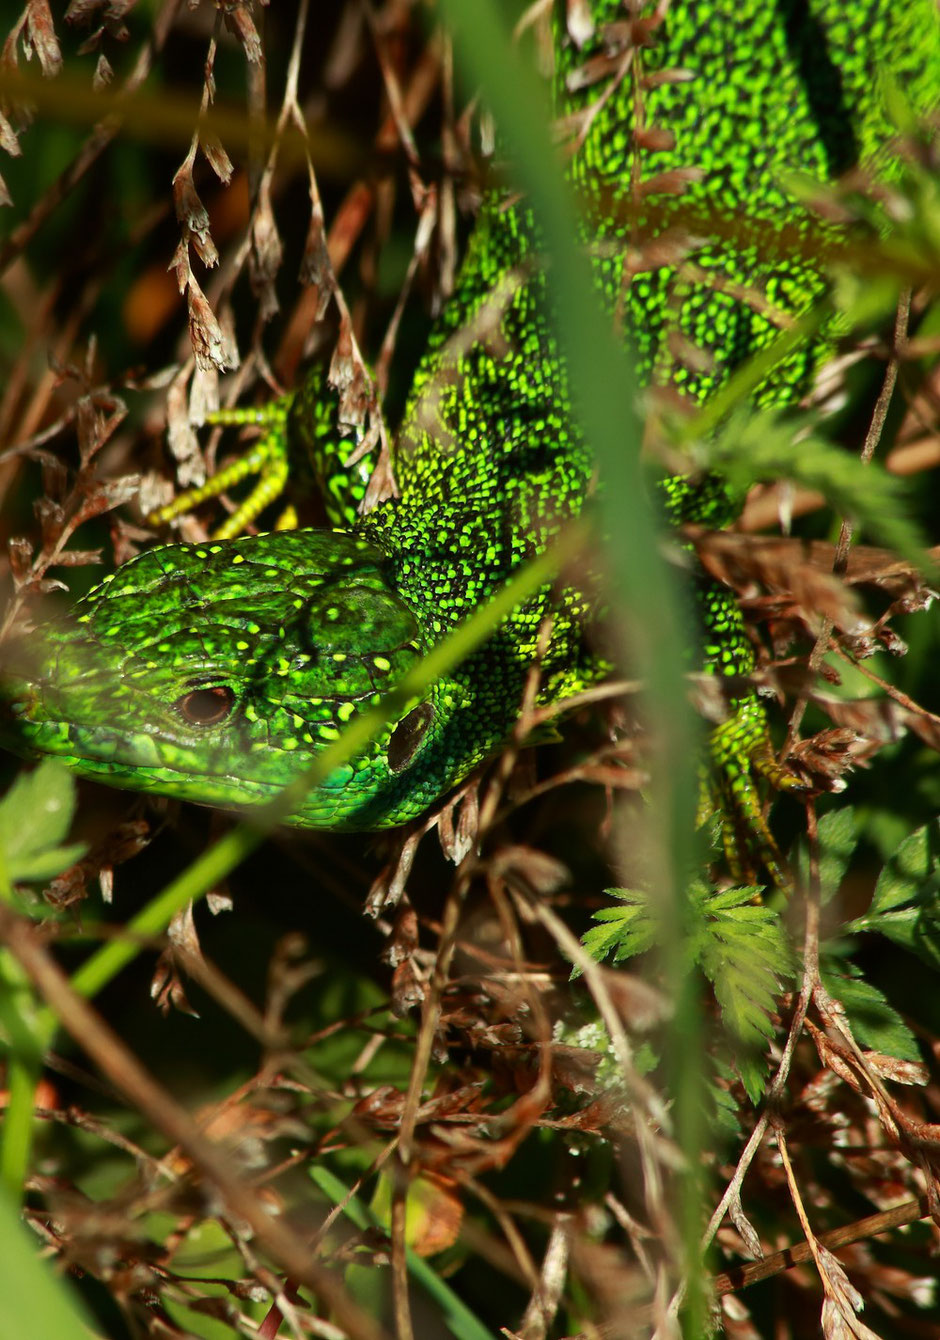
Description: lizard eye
xmin=176 ymin=685 xmax=236 ymax=726
xmin=387 ymin=703 xmax=434 ymax=773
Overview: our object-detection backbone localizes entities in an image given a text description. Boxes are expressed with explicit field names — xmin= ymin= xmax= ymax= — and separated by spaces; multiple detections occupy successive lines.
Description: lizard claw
xmin=147 ymin=366 xmax=371 ymax=538
xmin=147 ymin=400 xmax=293 ymax=540
xmin=704 ymin=692 xmax=806 ymax=892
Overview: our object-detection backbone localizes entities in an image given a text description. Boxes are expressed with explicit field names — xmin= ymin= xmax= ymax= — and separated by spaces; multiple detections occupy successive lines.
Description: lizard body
xmin=2 ymin=1 xmax=938 ymax=840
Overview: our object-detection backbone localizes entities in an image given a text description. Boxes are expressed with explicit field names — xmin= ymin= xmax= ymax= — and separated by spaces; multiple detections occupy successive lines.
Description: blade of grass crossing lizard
xmin=1 ymin=1 xmax=937 ymax=889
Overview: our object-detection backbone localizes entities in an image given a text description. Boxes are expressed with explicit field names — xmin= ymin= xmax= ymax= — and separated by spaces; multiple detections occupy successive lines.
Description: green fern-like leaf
xmin=698 ymin=408 xmax=927 ymax=568
xmin=708 ymin=1057 xmax=743 ymax=1140
xmin=582 ymin=881 xmax=793 ymax=1101
xmin=577 ymin=888 xmax=657 ymax=975
xmin=691 ymin=884 xmax=794 ymax=1101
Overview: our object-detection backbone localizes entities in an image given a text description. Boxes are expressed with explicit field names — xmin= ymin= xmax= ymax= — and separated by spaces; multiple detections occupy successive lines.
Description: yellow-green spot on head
xmin=0 ymin=529 xmax=463 ymax=830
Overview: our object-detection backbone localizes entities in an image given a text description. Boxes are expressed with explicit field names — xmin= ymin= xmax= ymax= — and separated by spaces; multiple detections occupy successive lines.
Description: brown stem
xmin=713 ymin=1196 xmax=929 ymax=1296
xmin=784 ymin=288 xmax=910 ymax=751
xmin=0 ymin=901 xmax=388 ymax=1340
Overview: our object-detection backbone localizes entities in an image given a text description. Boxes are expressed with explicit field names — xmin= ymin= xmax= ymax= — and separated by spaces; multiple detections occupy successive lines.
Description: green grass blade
xmin=33 ymin=525 xmax=582 ymax=1033
xmin=310 ymin=1166 xmax=496 ymax=1340
xmin=0 ymin=1186 xmax=94 ymax=1340
xmin=440 ymin=0 xmax=704 ymax=1321
xmin=0 ymin=848 xmax=43 ymax=1201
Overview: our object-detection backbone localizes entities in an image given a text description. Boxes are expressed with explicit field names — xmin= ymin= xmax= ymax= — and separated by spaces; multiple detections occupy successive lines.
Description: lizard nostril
xmin=176 ymin=685 xmax=236 ymax=726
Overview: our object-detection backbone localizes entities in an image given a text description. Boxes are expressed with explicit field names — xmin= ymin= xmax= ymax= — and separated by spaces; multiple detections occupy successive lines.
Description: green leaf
xmin=0 ymin=1185 xmax=93 ymax=1339
xmin=881 ymin=71 xmax=924 ymax=136
xmin=795 ymin=807 xmax=857 ymax=907
xmin=869 ymin=821 xmax=940 ymax=917
xmin=821 ymin=961 xmax=921 ymax=1063
xmin=734 ymin=1052 xmax=773 ymax=1108
xmin=576 ymin=888 xmax=657 ymax=975
xmin=697 ymin=408 xmax=928 ymax=570
xmin=0 ymin=763 xmax=86 ymax=885
xmin=830 ymin=266 xmax=902 ymax=332
xmin=310 ymin=1166 xmax=494 ymax=1340
xmin=582 ymin=881 xmax=793 ymax=1103
xmin=694 ymin=885 xmax=794 ymax=1102
xmin=707 ymin=1058 xmax=743 ymax=1140
xmin=914 ymin=904 xmax=940 ymax=971
xmin=846 ymin=821 xmax=940 ymax=971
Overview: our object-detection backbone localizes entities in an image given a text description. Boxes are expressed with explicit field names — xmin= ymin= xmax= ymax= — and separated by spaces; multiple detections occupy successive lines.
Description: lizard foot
xmin=704 ymin=692 xmax=806 ymax=892
xmin=147 ymin=399 xmax=293 ymax=540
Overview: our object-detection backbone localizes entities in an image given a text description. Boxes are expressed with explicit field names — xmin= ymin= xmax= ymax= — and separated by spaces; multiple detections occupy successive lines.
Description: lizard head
xmin=0 ymin=530 xmax=457 ymax=829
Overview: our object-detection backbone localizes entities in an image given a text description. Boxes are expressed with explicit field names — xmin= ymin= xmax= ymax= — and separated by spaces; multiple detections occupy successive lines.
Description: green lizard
xmin=1 ymin=2 xmax=937 ymax=866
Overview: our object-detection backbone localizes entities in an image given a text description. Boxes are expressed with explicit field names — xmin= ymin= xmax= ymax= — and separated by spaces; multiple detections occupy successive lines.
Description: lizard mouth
xmin=0 ymin=648 xmax=397 ymax=824
xmin=0 ymin=635 xmax=241 ymax=785
xmin=0 ymin=533 xmax=441 ymax=830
